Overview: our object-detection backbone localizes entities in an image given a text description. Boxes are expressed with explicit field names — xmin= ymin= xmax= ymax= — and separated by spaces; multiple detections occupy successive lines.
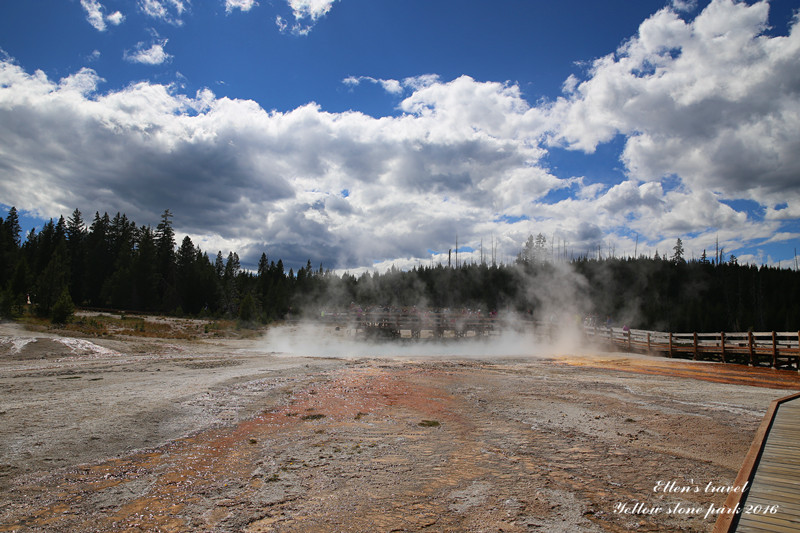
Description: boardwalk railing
xmin=585 ymin=327 xmax=800 ymax=370
xmin=310 ymin=309 xmax=799 ymax=369
xmin=317 ymin=309 xmax=503 ymax=339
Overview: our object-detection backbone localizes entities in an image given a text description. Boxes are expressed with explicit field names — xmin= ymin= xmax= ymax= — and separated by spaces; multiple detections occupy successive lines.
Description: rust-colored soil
xmin=560 ymin=354 xmax=800 ymax=390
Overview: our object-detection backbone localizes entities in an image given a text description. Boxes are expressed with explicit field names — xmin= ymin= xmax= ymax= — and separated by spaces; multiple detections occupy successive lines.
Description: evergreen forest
xmin=1 ymin=206 xmax=799 ymax=333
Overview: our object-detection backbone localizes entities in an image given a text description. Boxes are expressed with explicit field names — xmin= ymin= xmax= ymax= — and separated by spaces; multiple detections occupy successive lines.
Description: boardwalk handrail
xmin=315 ymin=307 xmax=510 ymax=339
xmin=713 ymin=391 xmax=800 ymax=533
xmin=312 ymin=309 xmax=799 ymax=369
xmin=585 ymin=327 xmax=800 ymax=370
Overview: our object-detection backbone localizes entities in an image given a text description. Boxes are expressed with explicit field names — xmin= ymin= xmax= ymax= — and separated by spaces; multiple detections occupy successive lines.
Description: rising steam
xmin=259 ymin=257 xmax=598 ymax=359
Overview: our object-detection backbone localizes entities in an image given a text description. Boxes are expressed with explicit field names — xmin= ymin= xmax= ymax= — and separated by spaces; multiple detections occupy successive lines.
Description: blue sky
xmin=1 ymin=0 xmax=799 ymax=272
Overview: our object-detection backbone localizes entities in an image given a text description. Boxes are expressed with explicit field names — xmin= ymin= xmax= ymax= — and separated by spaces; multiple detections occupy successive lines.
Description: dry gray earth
xmin=1 ymin=320 xmax=797 ymax=532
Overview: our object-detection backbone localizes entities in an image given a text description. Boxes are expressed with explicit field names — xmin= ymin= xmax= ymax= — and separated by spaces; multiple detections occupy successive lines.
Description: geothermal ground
xmin=1 ymin=318 xmax=799 ymax=532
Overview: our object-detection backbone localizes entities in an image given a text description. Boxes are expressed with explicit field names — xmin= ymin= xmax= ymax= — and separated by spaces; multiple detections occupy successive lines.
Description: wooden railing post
xmin=748 ymin=331 xmax=754 ymax=366
xmin=720 ymin=331 xmax=726 ymax=363
xmin=772 ymin=331 xmax=778 ymax=368
xmin=668 ymin=332 xmax=673 ymax=358
xmin=646 ymin=331 xmax=651 ymax=352
xmin=693 ymin=332 xmax=698 ymax=360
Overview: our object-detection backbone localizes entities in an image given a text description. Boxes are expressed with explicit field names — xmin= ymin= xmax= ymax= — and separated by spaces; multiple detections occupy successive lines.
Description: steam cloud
xmin=260 ymin=261 xmax=595 ymax=359
xmin=260 ymin=321 xmax=589 ymax=360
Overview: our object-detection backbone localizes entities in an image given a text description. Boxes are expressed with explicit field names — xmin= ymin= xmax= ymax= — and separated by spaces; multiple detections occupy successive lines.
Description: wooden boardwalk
xmin=714 ymin=392 xmax=800 ymax=532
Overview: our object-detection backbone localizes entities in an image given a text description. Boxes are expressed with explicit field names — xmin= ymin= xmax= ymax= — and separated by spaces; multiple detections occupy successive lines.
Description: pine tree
xmin=5 ymin=206 xmax=21 ymax=247
xmin=214 ymin=251 xmax=225 ymax=279
xmin=84 ymin=212 xmax=112 ymax=305
xmin=51 ymin=287 xmax=75 ymax=324
xmin=155 ymin=210 xmax=176 ymax=273
xmin=9 ymin=257 xmax=31 ymax=305
xmin=155 ymin=210 xmax=177 ymax=310
xmin=101 ymin=213 xmax=138 ymax=309
xmin=66 ymin=209 xmax=87 ymax=303
xmin=176 ymin=236 xmax=196 ymax=273
xmin=55 ymin=215 xmax=66 ymax=243
xmin=224 ymin=252 xmax=240 ymax=279
xmin=195 ymin=250 xmax=220 ymax=315
xmin=66 ymin=209 xmax=85 ymax=242
xmin=0 ymin=207 xmax=21 ymax=283
xmin=176 ymin=236 xmax=200 ymax=314
xmin=672 ymin=238 xmax=685 ymax=264
xmin=238 ymin=292 xmax=257 ymax=323
xmin=221 ymin=252 xmax=241 ymax=316
xmin=257 ymin=252 xmax=268 ymax=276
xmin=132 ymin=225 xmax=159 ymax=310
xmin=36 ymin=244 xmax=69 ymax=316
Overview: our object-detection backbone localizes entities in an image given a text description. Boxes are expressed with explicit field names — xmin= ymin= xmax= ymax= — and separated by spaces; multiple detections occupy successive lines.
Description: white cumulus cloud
xmin=1 ymin=0 xmax=799 ymax=269
xmin=343 ymin=76 xmax=403 ymax=95
xmin=80 ymin=0 xmax=124 ymax=31
xmin=138 ymin=0 xmax=188 ymax=25
xmin=288 ymin=0 xmax=338 ymax=21
xmin=225 ymin=0 xmax=258 ymax=13
xmin=0 ymin=61 xmax=561 ymax=269
xmin=548 ymin=0 xmax=800 ymax=211
xmin=106 ymin=11 xmax=125 ymax=25
xmin=124 ymin=40 xmax=172 ymax=65
xmin=277 ymin=0 xmax=338 ymax=35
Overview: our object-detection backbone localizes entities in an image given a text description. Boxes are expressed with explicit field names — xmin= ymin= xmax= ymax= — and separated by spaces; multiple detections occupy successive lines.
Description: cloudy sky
xmin=1 ymin=0 xmax=799 ymax=272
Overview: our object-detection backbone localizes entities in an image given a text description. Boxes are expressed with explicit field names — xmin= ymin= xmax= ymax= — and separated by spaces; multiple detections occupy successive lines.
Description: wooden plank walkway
xmin=714 ymin=392 xmax=800 ymax=532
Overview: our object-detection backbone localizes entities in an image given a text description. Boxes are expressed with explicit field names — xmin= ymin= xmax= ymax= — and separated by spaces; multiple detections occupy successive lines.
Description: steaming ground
xmin=2 ymin=318 xmax=799 ymax=532
xmin=260 ymin=321 xmax=589 ymax=359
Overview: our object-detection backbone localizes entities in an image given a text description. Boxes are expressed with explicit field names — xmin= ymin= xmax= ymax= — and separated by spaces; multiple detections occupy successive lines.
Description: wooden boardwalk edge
xmin=713 ymin=391 xmax=800 ymax=533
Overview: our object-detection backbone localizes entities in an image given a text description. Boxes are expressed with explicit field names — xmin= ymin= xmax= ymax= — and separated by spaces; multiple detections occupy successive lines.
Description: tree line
xmin=0 ymin=207 xmax=298 ymax=323
xmin=1 ymin=206 xmax=798 ymax=332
